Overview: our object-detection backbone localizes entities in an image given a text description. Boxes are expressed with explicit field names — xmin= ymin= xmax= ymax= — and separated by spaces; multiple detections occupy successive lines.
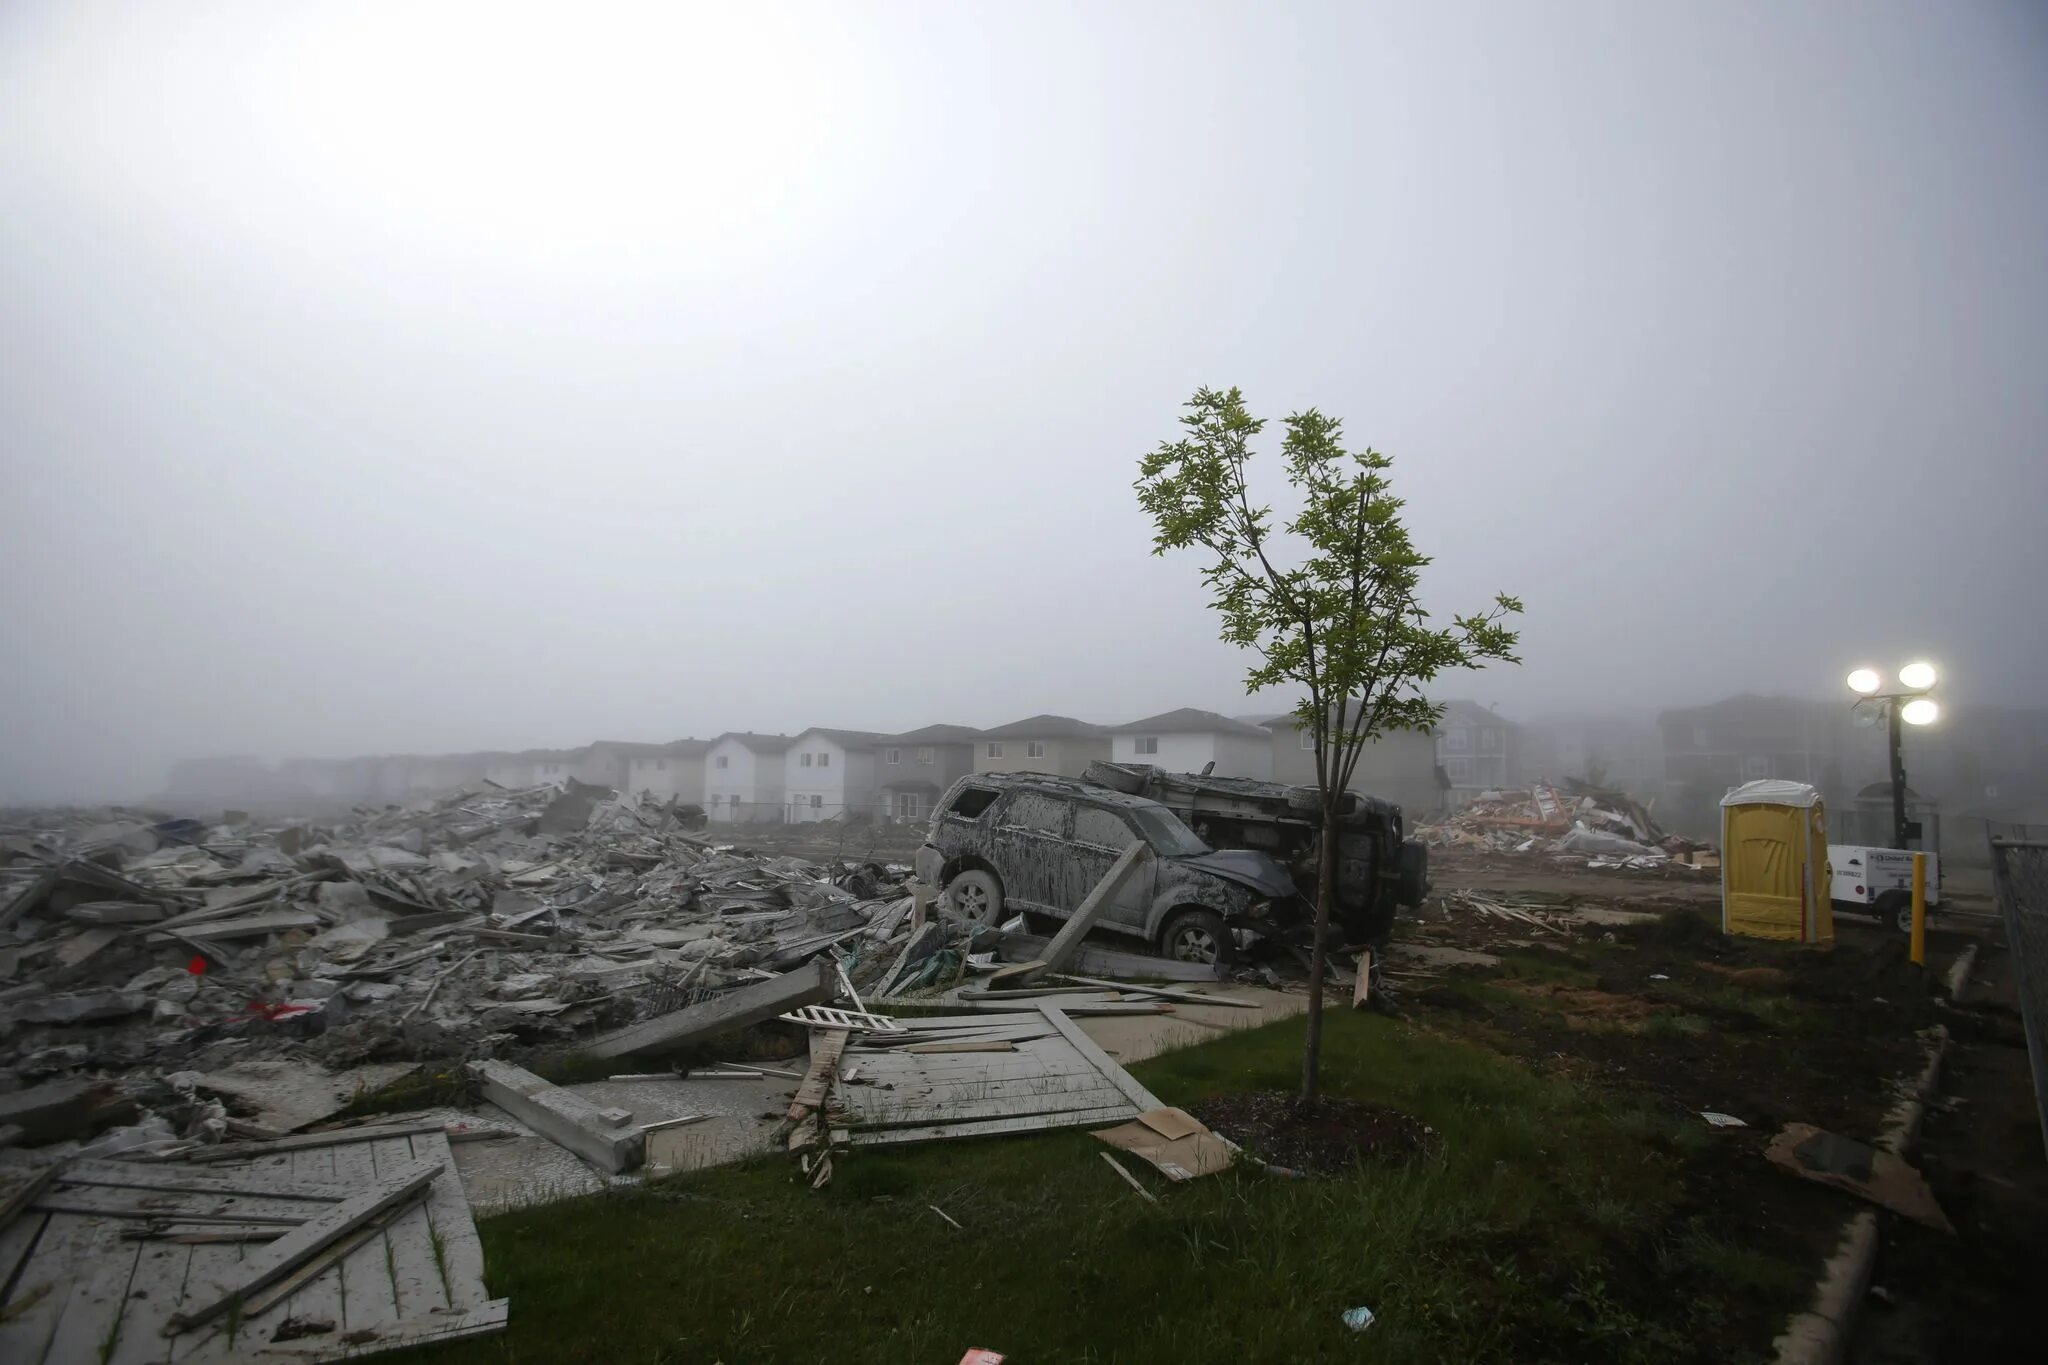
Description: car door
xmin=990 ymin=791 xmax=1072 ymax=912
xmin=1069 ymin=803 xmax=1157 ymax=931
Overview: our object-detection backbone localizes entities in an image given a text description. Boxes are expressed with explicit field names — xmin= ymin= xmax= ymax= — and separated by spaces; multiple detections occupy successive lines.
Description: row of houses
xmin=166 ymin=695 xmax=2048 ymax=844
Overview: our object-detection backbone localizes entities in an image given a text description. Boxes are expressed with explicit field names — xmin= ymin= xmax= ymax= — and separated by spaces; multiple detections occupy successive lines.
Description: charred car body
xmin=913 ymin=772 xmax=1299 ymax=965
xmin=1081 ymin=760 xmax=1428 ymax=944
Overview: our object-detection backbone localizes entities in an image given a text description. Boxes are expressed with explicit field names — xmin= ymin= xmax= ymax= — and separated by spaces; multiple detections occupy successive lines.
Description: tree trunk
xmin=1300 ymin=800 xmax=1339 ymax=1104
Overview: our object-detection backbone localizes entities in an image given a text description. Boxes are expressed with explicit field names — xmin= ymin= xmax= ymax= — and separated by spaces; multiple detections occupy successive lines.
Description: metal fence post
xmin=1987 ymin=823 xmax=2048 ymax=1160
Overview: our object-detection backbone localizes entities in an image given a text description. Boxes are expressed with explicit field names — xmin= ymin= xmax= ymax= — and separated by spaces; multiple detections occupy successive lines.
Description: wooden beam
xmin=166 ymin=1156 xmax=442 ymax=1332
xmin=185 ymin=1120 xmax=449 ymax=1163
xmin=469 ymin=1060 xmax=645 ymax=1173
xmin=1023 ymin=842 xmax=1151 ymax=984
xmin=1051 ymin=975 xmax=1259 ymax=1008
xmin=844 ymin=1105 xmax=1138 ymax=1146
xmin=582 ymin=959 xmax=835 ymax=1059
xmin=1038 ymin=1004 xmax=1166 ymax=1113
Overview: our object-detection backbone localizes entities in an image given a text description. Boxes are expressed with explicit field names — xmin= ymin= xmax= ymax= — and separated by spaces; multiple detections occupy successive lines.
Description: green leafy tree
xmin=1136 ymin=386 xmax=1522 ymax=1101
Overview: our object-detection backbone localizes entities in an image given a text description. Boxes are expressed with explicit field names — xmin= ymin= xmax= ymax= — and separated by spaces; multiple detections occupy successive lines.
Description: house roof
xmin=789 ymin=727 xmax=893 ymax=750
xmin=709 ymin=732 xmax=796 ymax=754
xmin=1110 ymin=707 xmax=1270 ymax=739
xmin=628 ymin=739 xmax=711 ymax=762
xmin=588 ymin=740 xmax=672 ymax=757
xmin=881 ymin=723 xmax=983 ymax=745
xmin=1434 ymin=700 xmax=1514 ymax=729
xmin=977 ymin=713 xmax=1109 ymax=740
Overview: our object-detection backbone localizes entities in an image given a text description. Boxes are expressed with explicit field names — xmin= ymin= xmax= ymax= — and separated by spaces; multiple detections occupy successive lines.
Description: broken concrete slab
xmin=0 ymin=1076 xmax=134 ymax=1145
xmin=14 ymin=990 xmax=149 ymax=1024
xmin=181 ymin=1060 xmax=421 ymax=1133
xmin=583 ymin=959 xmax=835 ymax=1059
xmin=470 ymin=1060 xmax=645 ymax=1174
xmin=1764 ymin=1122 xmax=1953 ymax=1232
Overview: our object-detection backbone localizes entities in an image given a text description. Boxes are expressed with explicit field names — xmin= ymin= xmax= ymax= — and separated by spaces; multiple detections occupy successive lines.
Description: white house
xmin=486 ymin=749 xmax=576 ymax=790
xmin=623 ymin=739 xmax=710 ymax=804
xmin=703 ymin=733 xmax=794 ymax=822
xmin=782 ymin=728 xmax=888 ymax=823
xmin=1107 ymin=708 xmax=1274 ymax=779
xmin=1261 ymin=715 xmax=1446 ymax=818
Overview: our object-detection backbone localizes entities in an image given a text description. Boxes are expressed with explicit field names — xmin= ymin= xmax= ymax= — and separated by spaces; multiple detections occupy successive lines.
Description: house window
xmin=1446 ymin=757 xmax=1473 ymax=782
xmin=1442 ymin=730 xmax=1470 ymax=753
xmin=896 ymin=791 xmax=921 ymax=818
xmin=810 ymin=794 xmax=823 ymax=809
xmin=819 ymin=752 xmax=830 ymax=768
xmin=1479 ymin=727 xmax=1498 ymax=751
xmin=1744 ymin=754 xmax=1770 ymax=779
xmin=987 ymin=742 xmax=1004 ymax=758
xmin=1299 ymin=729 xmax=1315 ymax=750
xmin=655 ymin=759 xmax=666 ymax=772
xmin=801 ymin=753 xmax=814 ymax=768
xmin=886 ymin=748 xmax=900 ymax=765
xmin=715 ymin=755 xmax=729 ymax=769
xmin=1027 ymin=740 xmax=1046 ymax=758
xmin=1135 ymin=737 xmax=1159 ymax=755
xmin=917 ymin=747 xmax=934 ymax=765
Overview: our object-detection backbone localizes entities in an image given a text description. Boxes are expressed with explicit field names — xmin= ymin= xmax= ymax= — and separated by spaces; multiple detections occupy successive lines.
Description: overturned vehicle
xmin=913 ymin=772 xmax=1301 ymax=966
xmin=1080 ymin=760 xmax=1427 ymax=945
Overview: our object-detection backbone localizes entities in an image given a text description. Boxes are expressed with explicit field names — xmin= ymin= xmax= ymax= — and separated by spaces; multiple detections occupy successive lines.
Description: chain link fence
xmin=1987 ymin=821 xmax=2048 ymax=1159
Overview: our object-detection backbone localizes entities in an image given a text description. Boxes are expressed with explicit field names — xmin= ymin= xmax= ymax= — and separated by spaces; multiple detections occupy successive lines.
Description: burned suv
xmin=913 ymin=772 xmax=1299 ymax=965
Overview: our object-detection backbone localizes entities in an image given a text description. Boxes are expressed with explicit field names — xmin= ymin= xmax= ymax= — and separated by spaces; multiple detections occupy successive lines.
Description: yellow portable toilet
xmin=1719 ymin=780 xmax=1834 ymax=944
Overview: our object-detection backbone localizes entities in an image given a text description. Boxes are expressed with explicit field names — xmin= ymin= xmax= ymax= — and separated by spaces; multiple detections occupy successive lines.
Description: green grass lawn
xmin=391 ymin=1005 xmax=1810 ymax=1365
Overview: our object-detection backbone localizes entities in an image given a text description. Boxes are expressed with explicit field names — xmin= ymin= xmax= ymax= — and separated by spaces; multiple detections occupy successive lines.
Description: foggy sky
xmin=4 ymin=1 xmax=2046 ymax=802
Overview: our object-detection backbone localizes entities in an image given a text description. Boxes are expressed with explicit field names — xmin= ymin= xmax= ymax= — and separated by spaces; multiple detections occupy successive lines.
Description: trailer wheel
xmin=1872 ymin=888 xmax=1919 ymax=934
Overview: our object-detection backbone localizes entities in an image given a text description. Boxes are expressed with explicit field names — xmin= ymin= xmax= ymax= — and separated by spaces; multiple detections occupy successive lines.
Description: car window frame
xmin=996 ymin=790 xmax=1073 ymax=839
xmin=1071 ymin=802 xmax=1140 ymax=852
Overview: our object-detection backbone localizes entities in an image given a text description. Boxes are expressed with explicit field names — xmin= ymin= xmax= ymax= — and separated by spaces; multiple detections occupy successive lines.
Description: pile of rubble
xmin=0 ymin=780 xmax=964 ymax=1159
xmin=1418 ymin=780 xmax=1718 ymax=872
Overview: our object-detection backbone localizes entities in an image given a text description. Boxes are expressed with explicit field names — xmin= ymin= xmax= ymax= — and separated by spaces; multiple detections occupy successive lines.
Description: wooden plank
xmin=0 ymin=1208 xmax=89 ymax=1363
xmin=166 ymin=1157 xmax=441 ymax=1333
xmin=470 ymin=1062 xmax=643 ymax=1174
xmin=107 ymin=1231 xmax=192 ymax=1364
xmin=1052 ymin=974 xmax=1260 ymax=1008
xmin=0 ymin=1165 xmax=59 ymax=1236
xmin=326 ymin=1134 xmax=399 ymax=1342
xmin=992 ymin=930 xmax=1222 ymax=982
xmin=0 ymin=1204 xmax=49 ymax=1295
xmin=1039 ymin=1005 xmax=1166 ymax=1113
xmin=370 ymin=1134 xmax=447 ymax=1323
xmin=952 ymin=997 xmax=1167 ymax=1016
xmin=900 ymin=1040 xmax=1016 ymax=1054
xmin=271 ymin=1142 xmax=346 ymax=1348
xmin=787 ymin=1030 xmax=850 ymax=1118
xmin=43 ymin=1210 xmax=144 ymax=1365
xmin=236 ymin=1298 xmax=509 ymax=1359
xmin=845 ymin=1106 xmax=1138 ymax=1146
xmin=410 ymin=1131 xmax=488 ymax=1312
xmin=582 ymin=960 xmax=835 ymax=1059
xmin=185 ymin=1121 xmax=448 ymax=1164
xmin=33 ymin=1189 xmax=317 ymax=1225
xmin=61 ymin=1162 xmax=353 ymax=1203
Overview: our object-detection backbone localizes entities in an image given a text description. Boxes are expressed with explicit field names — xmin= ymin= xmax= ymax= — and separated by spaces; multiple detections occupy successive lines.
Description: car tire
xmin=944 ymin=869 xmax=1005 ymax=926
xmin=1158 ymin=908 xmax=1235 ymax=968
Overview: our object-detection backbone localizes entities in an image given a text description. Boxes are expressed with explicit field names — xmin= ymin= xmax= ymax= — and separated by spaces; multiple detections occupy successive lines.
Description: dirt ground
xmin=1398 ymin=849 xmax=2039 ymax=1362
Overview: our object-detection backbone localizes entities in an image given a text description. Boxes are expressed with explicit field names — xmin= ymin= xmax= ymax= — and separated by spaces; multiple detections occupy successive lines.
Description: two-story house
xmin=1658 ymin=694 xmax=1882 ymax=836
xmin=623 ymin=739 xmax=711 ymax=805
xmin=1433 ymin=700 xmax=1522 ymax=801
xmin=875 ymin=724 xmax=982 ymax=821
xmin=1261 ymin=713 xmax=1444 ymax=817
xmin=1108 ymin=708 xmax=1274 ymax=779
xmin=973 ymin=714 xmax=1111 ymax=778
xmin=782 ymin=728 xmax=890 ymax=823
xmin=703 ymin=733 xmax=794 ymax=822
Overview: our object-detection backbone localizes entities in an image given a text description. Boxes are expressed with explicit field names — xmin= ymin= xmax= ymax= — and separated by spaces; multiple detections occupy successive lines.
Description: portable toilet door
xmin=1719 ymin=780 xmax=1834 ymax=944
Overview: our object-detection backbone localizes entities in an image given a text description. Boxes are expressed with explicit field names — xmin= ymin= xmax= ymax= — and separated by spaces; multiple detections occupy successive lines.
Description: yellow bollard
xmin=1909 ymin=851 xmax=1927 ymax=966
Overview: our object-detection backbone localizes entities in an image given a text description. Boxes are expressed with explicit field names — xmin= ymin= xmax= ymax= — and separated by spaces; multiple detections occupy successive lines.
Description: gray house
xmin=1433 ymin=700 xmax=1522 ymax=801
xmin=1261 ymin=714 xmax=1445 ymax=819
xmin=875 ymin=724 xmax=982 ymax=821
xmin=972 ymin=714 xmax=1111 ymax=778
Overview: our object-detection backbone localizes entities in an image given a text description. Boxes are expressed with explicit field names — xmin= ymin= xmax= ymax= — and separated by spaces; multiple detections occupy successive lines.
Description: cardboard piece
xmin=1764 ymin=1123 xmax=1953 ymax=1232
xmin=1092 ymin=1107 xmax=1234 ymax=1181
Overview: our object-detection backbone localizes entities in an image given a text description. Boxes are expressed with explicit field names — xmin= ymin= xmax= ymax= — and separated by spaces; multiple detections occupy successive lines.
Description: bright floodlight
xmin=1901 ymin=698 xmax=1940 ymax=726
xmin=1846 ymin=668 xmax=1882 ymax=695
xmin=1898 ymin=660 xmax=1938 ymax=691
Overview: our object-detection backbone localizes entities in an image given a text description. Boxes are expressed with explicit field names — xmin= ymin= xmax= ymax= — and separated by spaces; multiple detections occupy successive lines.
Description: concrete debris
xmin=1418 ymin=780 xmax=1717 ymax=870
xmin=0 ymin=784 xmax=961 ymax=1162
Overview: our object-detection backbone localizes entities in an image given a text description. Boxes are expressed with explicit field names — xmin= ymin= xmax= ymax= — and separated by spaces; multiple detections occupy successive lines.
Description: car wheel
xmin=1158 ymin=908 xmax=1234 ymax=968
xmin=944 ymin=869 xmax=1005 ymax=926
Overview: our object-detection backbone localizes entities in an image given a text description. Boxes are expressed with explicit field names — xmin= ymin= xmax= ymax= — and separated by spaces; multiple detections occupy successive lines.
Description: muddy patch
xmin=1188 ymin=1091 xmax=1438 ymax=1176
